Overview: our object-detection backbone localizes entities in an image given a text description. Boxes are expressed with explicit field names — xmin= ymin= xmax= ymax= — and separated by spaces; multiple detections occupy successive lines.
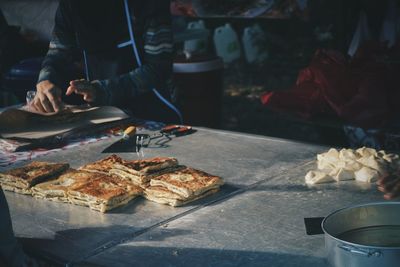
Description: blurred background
xmin=0 ymin=0 xmax=399 ymax=149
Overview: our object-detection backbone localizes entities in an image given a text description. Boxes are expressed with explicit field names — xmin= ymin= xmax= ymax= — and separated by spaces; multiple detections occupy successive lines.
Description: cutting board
xmin=0 ymin=105 xmax=129 ymax=140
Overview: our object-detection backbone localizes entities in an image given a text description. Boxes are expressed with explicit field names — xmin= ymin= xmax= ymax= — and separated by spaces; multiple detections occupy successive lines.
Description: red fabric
xmin=261 ymin=42 xmax=400 ymax=128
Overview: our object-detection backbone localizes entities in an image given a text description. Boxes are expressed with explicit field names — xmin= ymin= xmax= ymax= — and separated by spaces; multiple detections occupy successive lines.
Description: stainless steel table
xmin=4 ymin=128 xmax=387 ymax=266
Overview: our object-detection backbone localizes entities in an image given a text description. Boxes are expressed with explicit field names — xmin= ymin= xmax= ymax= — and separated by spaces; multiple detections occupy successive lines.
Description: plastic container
xmin=173 ymin=55 xmax=224 ymax=128
xmin=242 ymin=24 xmax=268 ymax=64
xmin=184 ymin=20 xmax=208 ymax=54
xmin=213 ymin=24 xmax=241 ymax=64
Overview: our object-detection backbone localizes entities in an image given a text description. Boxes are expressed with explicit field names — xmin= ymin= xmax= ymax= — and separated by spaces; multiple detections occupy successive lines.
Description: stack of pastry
xmin=109 ymin=157 xmax=180 ymax=188
xmin=144 ymin=167 xmax=224 ymax=207
xmin=0 ymin=161 xmax=69 ymax=195
xmin=78 ymin=154 xmax=124 ymax=175
xmin=0 ymin=155 xmax=224 ymax=211
xmin=67 ymin=174 xmax=142 ymax=213
xmin=32 ymin=169 xmax=95 ymax=203
xmin=31 ymin=168 xmax=142 ymax=212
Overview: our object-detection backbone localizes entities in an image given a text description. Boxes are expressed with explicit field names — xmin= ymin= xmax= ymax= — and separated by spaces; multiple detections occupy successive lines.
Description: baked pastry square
xmin=110 ymin=157 xmax=179 ymax=187
xmin=149 ymin=167 xmax=223 ymax=198
xmin=78 ymin=154 xmax=123 ymax=174
xmin=0 ymin=161 xmax=69 ymax=195
xmin=144 ymin=186 xmax=219 ymax=207
xmin=67 ymin=175 xmax=142 ymax=212
xmin=31 ymin=169 xmax=102 ymax=203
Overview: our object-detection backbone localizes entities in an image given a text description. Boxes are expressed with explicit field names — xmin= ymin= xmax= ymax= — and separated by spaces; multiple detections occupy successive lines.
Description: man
xmin=31 ymin=0 xmax=180 ymax=123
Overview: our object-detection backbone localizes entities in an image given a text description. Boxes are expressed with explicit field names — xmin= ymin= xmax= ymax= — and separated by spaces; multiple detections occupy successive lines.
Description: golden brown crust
xmin=150 ymin=167 xmax=223 ymax=198
xmin=67 ymin=174 xmax=142 ymax=212
xmin=68 ymin=175 xmax=142 ymax=201
xmin=78 ymin=154 xmax=123 ymax=174
xmin=109 ymin=157 xmax=179 ymax=187
xmin=121 ymin=157 xmax=178 ymax=173
xmin=144 ymin=185 xmax=186 ymax=200
xmin=31 ymin=169 xmax=102 ymax=201
xmin=0 ymin=161 xmax=69 ymax=188
xmin=144 ymin=187 xmax=220 ymax=207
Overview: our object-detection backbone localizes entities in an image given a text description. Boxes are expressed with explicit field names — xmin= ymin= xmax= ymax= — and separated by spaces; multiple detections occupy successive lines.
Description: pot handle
xmin=304 ymin=217 xmax=325 ymax=235
xmin=338 ymin=244 xmax=382 ymax=258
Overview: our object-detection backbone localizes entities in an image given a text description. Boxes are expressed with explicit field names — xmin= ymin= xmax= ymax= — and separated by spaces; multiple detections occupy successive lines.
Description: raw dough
xmin=357 ymin=155 xmax=388 ymax=176
xmin=305 ymin=171 xmax=335 ymax=185
xmin=306 ymin=147 xmax=398 ymax=185
xmin=330 ymin=168 xmax=354 ymax=181
xmin=354 ymin=167 xmax=379 ymax=183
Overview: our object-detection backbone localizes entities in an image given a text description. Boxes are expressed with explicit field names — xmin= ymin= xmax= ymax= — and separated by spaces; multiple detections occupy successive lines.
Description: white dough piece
xmin=377 ymin=150 xmax=387 ymax=157
xmin=305 ymin=171 xmax=335 ymax=185
xmin=383 ymin=153 xmax=399 ymax=163
xmin=325 ymin=148 xmax=340 ymax=160
xmin=339 ymin=149 xmax=359 ymax=161
xmin=317 ymin=148 xmax=339 ymax=171
xmin=317 ymin=160 xmax=335 ymax=172
xmin=354 ymin=167 xmax=379 ymax=183
xmin=356 ymin=147 xmax=378 ymax=158
xmin=330 ymin=168 xmax=354 ymax=181
xmin=357 ymin=155 xmax=388 ymax=176
xmin=343 ymin=160 xmax=362 ymax=172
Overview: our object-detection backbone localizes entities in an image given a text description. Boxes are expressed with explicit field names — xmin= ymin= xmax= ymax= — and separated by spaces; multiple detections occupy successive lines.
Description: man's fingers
xmin=66 ymin=86 xmax=76 ymax=96
xmin=66 ymin=80 xmax=86 ymax=95
xmin=384 ymin=194 xmax=393 ymax=200
xmin=33 ymin=98 xmax=46 ymax=113
xmin=35 ymin=80 xmax=65 ymax=113
xmin=67 ymin=82 xmax=88 ymax=94
xmin=378 ymin=178 xmax=399 ymax=193
xmin=384 ymin=182 xmax=400 ymax=199
xmin=46 ymin=93 xmax=61 ymax=112
xmin=68 ymin=86 xmax=93 ymax=101
xmin=377 ymin=173 xmax=394 ymax=186
xmin=82 ymin=92 xmax=95 ymax=102
xmin=70 ymin=79 xmax=85 ymax=85
xmin=40 ymin=95 xmax=54 ymax=113
xmin=69 ymin=86 xmax=88 ymax=96
xmin=70 ymin=80 xmax=88 ymax=90
xmin=66 ymin=81 xmax=95 ymax=102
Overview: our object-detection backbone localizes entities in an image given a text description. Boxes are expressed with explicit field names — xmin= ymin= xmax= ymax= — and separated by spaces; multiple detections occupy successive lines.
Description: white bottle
xmin=184 ymin=20 xmax=208 ymax=54
xmin=213 ymin=23 xmax=241 ymax=63
xmin=242 ymin=24 xmax=268 ymax=64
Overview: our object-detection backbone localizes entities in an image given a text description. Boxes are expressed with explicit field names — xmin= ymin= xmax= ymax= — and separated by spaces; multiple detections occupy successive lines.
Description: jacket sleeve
xmin=95 ymin=0 xmax=173 ymax=105
xmin=37 ymin=0 xmax=78 ymax=86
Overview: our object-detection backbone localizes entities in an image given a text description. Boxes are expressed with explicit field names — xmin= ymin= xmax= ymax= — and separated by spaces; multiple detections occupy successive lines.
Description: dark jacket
xmin=38 ymin=0 xmax=174 ymax=110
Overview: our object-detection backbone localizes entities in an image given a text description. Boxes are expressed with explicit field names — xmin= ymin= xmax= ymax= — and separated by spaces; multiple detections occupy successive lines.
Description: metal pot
xmin=322 ymin=202 xmax=400 ymax=267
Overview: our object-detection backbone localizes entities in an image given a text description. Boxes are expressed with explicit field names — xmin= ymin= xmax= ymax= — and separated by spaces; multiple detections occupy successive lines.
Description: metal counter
xmin=4 ymin=128 xmax=387 ymax=266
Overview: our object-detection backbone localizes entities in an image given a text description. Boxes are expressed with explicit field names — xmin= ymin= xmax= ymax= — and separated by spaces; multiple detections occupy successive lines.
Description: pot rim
xmin=321 ymin=201 xmax=400 ymax=250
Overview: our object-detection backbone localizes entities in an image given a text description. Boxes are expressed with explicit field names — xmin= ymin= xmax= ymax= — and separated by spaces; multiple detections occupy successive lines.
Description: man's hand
xmin=33 ymin=80 xmax=63 ymax=113
xmin=377 ymin=172 xmax=400 ymax=200
xmin=66 ymin=79 xmax=97 ymax=102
